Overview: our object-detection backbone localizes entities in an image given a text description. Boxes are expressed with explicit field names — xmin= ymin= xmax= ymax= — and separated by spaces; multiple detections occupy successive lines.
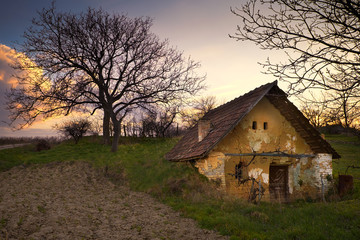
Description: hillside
xmin=0 ymin=135 xmax=359 ymax=239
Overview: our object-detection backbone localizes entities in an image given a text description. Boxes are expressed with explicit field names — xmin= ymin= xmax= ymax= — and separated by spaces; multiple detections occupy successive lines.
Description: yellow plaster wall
xmin=195 ymin=97 xmax=331 ymax=201
xmin=195 ymin=151 xmax=226 ymax=188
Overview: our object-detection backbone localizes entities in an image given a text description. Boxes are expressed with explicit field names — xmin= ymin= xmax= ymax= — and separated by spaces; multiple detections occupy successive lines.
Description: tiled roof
xmin=165 ymin=81 xmax=340 ymax=161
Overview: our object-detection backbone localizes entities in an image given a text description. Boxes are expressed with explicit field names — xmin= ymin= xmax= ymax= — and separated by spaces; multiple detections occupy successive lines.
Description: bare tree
xmin=91 ymin=113 xmax=114 ymax=137
xmin=231 ymin=0 xmax=360 ymax=95
xmin=140 ymin=104 xmax=179 ymax=137
xmin=299 ymin=77 xmax=360 ymax=129
xmin=181 ymin=96 xmax=217 ymax=128
xmin=300 ymin=101 xmax=327 ymax=129
xmin=7 ymin=5 xmax=205 ymax=151
xmin=325 ymin=77 xmax=360 ymax=128
xmin=156 ymin=105 xmax=179 ymax=137
xmin=54 ymin=118 xmax=92 ymax=144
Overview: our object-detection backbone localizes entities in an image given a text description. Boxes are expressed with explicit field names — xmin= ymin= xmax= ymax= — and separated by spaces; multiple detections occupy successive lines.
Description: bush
xmin=35 ymin=139 xmax=51 ymax=151
xmin=54 ymin=118 xmax=92 ymax=144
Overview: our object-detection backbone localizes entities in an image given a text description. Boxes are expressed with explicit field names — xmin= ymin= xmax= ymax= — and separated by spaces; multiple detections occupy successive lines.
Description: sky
xmin=0 ymin=0 xmax=283 ymax=137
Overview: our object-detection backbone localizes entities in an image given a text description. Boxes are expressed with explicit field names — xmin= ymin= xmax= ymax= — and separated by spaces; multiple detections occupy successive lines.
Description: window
xmin=235 ymin=162 xmax=243 ymax=180
xmin=234 ymin=161 xmax=248 ymax=183
xmin=264 ymin=122 xmax=268 ymax=130
xmin=252 ymin=121 xmax=257 ymax=130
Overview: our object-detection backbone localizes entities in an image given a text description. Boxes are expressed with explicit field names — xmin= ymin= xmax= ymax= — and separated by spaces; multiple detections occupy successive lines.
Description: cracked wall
xmin=195 ymin=152 xmax=226 ymax=188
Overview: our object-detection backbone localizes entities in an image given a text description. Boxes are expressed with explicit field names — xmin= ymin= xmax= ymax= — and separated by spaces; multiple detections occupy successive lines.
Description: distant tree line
xmin=89 ymin=95 xmax=219 ymax=138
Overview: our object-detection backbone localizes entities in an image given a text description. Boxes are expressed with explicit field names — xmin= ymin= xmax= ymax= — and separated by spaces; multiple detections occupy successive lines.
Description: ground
xmin=0 ymin=161 xmax=227 ymax=240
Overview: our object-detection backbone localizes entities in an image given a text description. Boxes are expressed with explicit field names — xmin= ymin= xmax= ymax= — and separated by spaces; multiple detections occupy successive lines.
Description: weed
xmin=37 ymin=205 xmax=46 ymax=213
xmin=17 ymin=216 xmax=24 ymax=226
xmin=0 ymin=218 xmax=8 ymax=228
xmin=130 ymin=224 xmax=142 ymax=233
xmin=248 ymin=211 xmax=269 ymax=223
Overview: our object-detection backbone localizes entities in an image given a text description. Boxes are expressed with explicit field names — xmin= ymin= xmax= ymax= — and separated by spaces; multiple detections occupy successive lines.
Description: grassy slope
xmin=0 ymin=135 xmax=359 ymax=239
xmin=327 ymin=134 xmax=360 ymax=199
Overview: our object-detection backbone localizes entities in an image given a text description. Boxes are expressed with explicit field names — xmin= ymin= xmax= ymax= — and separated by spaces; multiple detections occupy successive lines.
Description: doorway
xmin=269 ymin=165 xmax=289 ymax=202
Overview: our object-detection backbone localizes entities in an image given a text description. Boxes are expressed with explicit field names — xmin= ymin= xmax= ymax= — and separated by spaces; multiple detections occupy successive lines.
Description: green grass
xmin=327 ymin=134 xmax=360 ymax=199
xmin=0 ymin=134 xmax=360 ymax=239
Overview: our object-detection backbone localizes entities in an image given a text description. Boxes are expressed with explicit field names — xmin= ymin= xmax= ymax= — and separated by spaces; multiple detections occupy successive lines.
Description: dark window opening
xmin=235 ymin=162 xmax=243 ymax=180
xmin=252 ymin=121 xmax=257 ymax=130
xmin=264 ymin=122 xmax=268 ymax=130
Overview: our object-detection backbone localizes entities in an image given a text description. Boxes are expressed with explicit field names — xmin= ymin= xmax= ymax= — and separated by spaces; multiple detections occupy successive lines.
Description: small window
xmin=252 ymin=121 xmax=257 ymax=130
xmin=235 ymin=162 xmax=243 ymax=180
xmin=264 ymin=122 xmax=268 ymax=130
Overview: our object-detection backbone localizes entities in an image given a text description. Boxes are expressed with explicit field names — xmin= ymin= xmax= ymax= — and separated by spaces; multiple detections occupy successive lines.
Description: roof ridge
xmin=205 ymin=80 xmax=277 ymax=117
xmin=165 ymin=80 xmax=339 ymax=161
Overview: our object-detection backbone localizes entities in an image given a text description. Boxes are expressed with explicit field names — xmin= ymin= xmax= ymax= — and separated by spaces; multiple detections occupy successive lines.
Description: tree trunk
xmin=103 ymin=111 xmax=111 ymax=145
xmin=342 ymin=100 xmax=348 ymax=128
xmin=111 ymin=120 xmax=121 ymax=152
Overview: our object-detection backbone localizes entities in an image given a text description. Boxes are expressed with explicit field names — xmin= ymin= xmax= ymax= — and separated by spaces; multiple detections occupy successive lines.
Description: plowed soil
xmin=0 ymin=162 xmax=227 ymax=240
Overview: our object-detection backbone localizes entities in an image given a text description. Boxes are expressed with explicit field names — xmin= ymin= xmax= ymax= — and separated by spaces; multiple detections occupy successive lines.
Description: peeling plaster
xmin=289 ymin=162 xmax=301 ymax=194
xmin=195 ymin=152 xmax=226 ymax=188
xmin=312 ymin=154 xmax=332 ymax=189
xmin=248 ymin=168 xmax=263 ymax=179
xmin=261 ymin=173 xmax=269 ymax=184
xmin=301 ymin=158 xmax=308 ymax=166
xmin=250 ymin=141 xmax=262 ymax=152
xmin=286 ymin=141 xmax=292 ymax=150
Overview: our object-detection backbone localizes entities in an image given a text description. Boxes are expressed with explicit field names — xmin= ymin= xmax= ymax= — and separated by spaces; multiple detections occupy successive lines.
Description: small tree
xmin=181 ymin=96 xmax=218 ymax=128
xmin=54 ymin=118 xmax=92 ymax=144
xmin=140 ymin=107 xmax=178 ymax=137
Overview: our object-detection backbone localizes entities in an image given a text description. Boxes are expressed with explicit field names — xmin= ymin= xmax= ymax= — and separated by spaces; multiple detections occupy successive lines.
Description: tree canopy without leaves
xmin=181 ymin=96 xmax=217 ymax=128
xmin=7 ymin=5 xmax=205 ymax=151
xmin=300 ymin=85 xmax=360 ymax=129
xmin=231 ymin=0 xmax=360 ymax=95
xmin=54 ymin=118 xmax=92 ymax=144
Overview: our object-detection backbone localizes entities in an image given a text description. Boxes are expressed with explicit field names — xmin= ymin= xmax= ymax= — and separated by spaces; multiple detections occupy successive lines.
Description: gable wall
xmin=195 ymin=97 xmax=332 ymax=201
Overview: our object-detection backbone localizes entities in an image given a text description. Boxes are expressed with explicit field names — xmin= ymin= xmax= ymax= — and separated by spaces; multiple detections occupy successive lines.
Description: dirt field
xmin=0 ymin=162 xmax=228 ymax=240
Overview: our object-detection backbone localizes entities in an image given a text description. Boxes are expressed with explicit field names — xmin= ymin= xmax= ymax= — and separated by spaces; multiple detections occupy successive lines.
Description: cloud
xmin=0 ymin=44 xmax=20 ymax=128
xmin=0 ymin=44 xmax=59 ymax=136
xmin=0 ymin=44 xmax=20 ymax=88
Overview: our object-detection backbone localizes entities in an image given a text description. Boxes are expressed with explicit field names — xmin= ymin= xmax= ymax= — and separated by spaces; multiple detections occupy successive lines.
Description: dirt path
xmin=0 ymin=143 xmax=30 ymax=151
xmin=0 ymin=162 xmax=228 ymax=240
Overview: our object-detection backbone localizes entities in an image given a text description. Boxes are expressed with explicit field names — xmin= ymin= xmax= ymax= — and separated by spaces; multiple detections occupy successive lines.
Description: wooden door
xmin=269 ymin=165 xmax=289 ymax=202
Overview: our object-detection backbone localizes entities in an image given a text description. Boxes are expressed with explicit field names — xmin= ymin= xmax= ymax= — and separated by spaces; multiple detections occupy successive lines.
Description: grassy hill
xmin=0 ymin=135 xmax=359 ymax=239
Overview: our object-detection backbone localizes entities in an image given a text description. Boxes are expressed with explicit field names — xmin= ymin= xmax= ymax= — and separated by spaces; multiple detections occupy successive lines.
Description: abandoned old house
xmin=165 ymin=81 xmax=340 ymax=202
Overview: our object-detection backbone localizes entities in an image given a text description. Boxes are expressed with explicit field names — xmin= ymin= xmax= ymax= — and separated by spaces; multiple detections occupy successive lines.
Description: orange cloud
xmin=0 ymin=44 xmax=44 ymax=89
xmin=0 ymin=44 xmax=21 ymax=88
xmin=0 ymin=44 xmax=53 ymax=133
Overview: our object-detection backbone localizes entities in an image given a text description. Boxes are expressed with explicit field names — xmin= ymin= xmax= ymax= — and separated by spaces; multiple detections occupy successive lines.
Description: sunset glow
xmin=0 ymin=0 xmax=284 ymax=137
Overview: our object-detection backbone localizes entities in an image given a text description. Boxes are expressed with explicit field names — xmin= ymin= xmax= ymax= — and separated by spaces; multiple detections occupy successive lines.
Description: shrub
xmin=35 ymin=139 xmax=51 ymax=151
xmin=54 ymin=118 xmax=92 ymax=144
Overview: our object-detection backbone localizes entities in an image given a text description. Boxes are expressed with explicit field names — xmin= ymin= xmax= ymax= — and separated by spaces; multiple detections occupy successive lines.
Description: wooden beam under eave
xmin=225 ymin=152 xmax=316 ymax=158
